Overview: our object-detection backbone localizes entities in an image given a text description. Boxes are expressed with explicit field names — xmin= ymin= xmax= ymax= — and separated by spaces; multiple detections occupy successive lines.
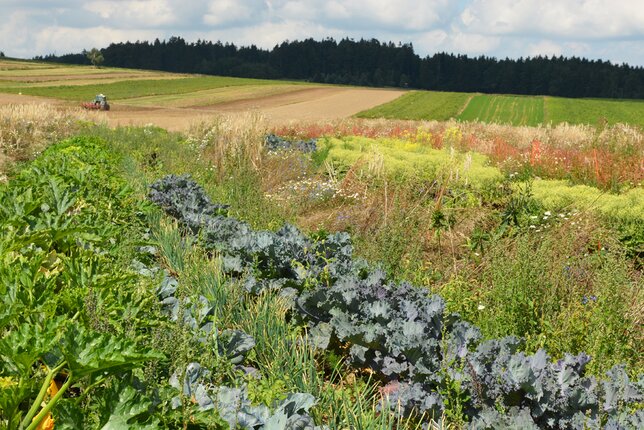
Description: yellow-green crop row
xmin=531 ymin=180 xmax=644 ymax=221
xmin=320 ymin=136 xmax=503 ymax=188
xmin=324 ymin=136 xmax=644 ymax=223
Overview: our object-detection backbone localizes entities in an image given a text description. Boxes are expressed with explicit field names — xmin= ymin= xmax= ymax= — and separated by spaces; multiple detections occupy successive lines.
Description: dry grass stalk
xmin=187 ymin=111 xmax=267 ymax=175
xmin=0 ymin=103 xmax=99 ymax=177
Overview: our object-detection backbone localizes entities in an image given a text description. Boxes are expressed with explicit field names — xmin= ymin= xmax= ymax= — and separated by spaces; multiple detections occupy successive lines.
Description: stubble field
xmin=0 ymin=59 xmax=404 ymax=130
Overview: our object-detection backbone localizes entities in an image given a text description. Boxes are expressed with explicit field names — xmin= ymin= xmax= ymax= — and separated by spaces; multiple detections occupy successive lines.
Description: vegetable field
xmin=1 ymin=62 xmax=643 ymax=428
xmin=1 ymin=119 xmax=642 ymax=428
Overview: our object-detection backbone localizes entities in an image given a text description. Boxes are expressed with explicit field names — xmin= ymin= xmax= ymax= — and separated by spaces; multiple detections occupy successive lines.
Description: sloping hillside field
xmin=0 ymin=59 xmax=404 ymax=129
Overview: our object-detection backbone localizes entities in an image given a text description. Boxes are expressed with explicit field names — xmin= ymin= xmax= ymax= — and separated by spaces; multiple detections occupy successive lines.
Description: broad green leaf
xmin=0 ymin=319 xmax=64 ymax=375
xmin=99 ymin=382 xmax=160 ymax=430
xmin=0 ymin=378 xmax=38 ymax=426
xmin=52 ymin=399 xmax=85 ymax=430
xmin=62 ymin=327 xmax=164 ymax=379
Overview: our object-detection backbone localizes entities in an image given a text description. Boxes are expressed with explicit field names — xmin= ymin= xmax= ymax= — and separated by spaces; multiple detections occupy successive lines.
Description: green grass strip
xmin=545 ymin=97 xmax=644 ymax=127
xmin=457 ymin=94 xmax=544 ymax=126
xmin=0 ymin=75 xmax=299 ymax=101
xmin=355 ymin=90 xmax=471 ymax=121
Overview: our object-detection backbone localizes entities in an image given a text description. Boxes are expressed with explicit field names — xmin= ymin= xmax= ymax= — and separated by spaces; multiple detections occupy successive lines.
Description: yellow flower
xmin=48 ymin=379 xmax=60 ymax=397
xmin=0 ymin=377 xmax=16 ymax=388
xmin=35 ymin=414 xmax=55 ymax=430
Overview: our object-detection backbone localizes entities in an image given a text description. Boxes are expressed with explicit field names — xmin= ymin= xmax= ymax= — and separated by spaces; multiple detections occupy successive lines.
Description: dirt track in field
xmin=0 ymin=87 xmax=405 ymax=131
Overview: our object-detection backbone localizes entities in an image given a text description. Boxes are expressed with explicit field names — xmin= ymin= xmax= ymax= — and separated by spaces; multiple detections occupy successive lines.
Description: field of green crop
xmin=0 ymin=75 xmax=304 ymax=102
xmin=457 ymin=94 xmax=544 ymax=126
xmin=357 ymin=90 xmax=644 ymax=127
xmin=355 ymin=90 xmax=471 ymax=121
xmin=546 ymin=96 xmax=644 ymax=127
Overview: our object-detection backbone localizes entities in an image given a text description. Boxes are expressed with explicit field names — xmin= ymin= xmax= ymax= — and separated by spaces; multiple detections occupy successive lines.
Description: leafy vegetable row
xmin=265 ymin=134 xmax=317 ymax=153
xmin=0 ymin=137 xmax=163 ymax=428
xmin=0 ymin=139 xmax=321 ymax=429
xmin=149 ymin=174 xmax=644 ymax=429
xmin=151 ymin=268 xmax=322 ymax=428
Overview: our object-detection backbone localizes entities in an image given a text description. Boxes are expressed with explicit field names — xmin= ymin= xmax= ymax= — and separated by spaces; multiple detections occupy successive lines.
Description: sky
xmin=2 ymin=0 xmax=644 ymax=66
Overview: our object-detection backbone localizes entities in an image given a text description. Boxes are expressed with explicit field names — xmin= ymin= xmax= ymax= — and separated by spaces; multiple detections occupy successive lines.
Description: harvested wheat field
xmin=108 ymin=87 xmax=404 ymax=130
xmin=0 ymin=59 xmax=405 ymax=130
xmin=0 ymin=86 xmax=405 ymax=131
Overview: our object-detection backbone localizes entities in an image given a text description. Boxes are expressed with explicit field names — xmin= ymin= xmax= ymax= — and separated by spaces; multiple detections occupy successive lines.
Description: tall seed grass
xmin=0 ymin=104 xmax=99 ymax=177
xmin=186 ymin=111 xmax=267 ymax=175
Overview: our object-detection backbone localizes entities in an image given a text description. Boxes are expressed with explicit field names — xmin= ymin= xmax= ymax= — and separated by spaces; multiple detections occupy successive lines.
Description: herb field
xmin=1 ymin=98 xmax=643 ymax=428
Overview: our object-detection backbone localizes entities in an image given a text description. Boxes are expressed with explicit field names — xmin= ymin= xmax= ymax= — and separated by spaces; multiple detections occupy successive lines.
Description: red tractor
xmin=81 ymin=94 xmax=110 ymax=111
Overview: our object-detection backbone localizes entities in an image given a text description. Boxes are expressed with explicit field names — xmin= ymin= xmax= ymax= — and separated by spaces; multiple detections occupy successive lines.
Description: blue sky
xmin=2 ymin=0 xmax=643 ymax=66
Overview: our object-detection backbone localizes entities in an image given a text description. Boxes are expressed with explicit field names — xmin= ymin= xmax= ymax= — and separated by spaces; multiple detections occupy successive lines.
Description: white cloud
xmin=199 ymin=20 xmax=343 ymax=49
xmin=449 ymin=30 xmax=501 ymax=55
xmin=83 ymin=0 xmax=175 ymax=27
xmin=257 ymin=0 xmax=453 ymax=32
xmin=0 ymin=11 xmax=33 ymax=58
xmin=460 ymin=0 xmax=644 ymax=39
xmin=415 ymin=30 xmax=449 ymax=54
xmin=0 ymin=0 xmax=642 ymax=65
xmin=34 ymin=26 xmax=160 ymax=55
xmin=204 ymin=0 xmax=268 ymax=27
xmin=83 ymin=0 xmax=175 ymax=28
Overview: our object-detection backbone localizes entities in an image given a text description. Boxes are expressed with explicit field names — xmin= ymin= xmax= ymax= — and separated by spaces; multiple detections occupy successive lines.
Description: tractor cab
xmin=92 ymin=94 xmax=110 ymax=110
xmin=81 ymin=94 xmax=110 ymax=111
xmin=94 ymin=94 xmax=107 ymax=106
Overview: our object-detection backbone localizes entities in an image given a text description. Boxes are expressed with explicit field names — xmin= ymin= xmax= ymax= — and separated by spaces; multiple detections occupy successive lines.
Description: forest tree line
xmin=37 ymin=37 xmax=644 ymax=99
